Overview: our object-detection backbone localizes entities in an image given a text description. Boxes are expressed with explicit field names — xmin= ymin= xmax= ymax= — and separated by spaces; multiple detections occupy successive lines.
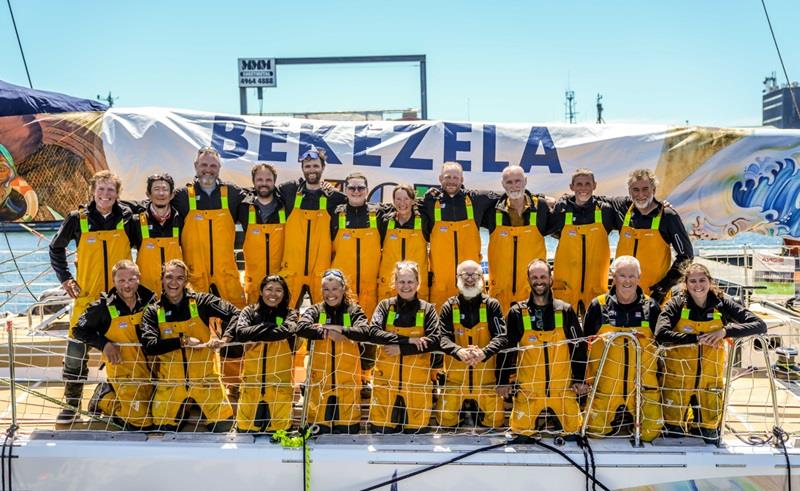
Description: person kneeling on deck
xmin=367 ymin=261 xmax=440 ymax=434
xmin=295 ymin=269 xmax=371 ymax=434
xmin=73 ymin=260 xmax=155 ymax=430
xmin=233 ymin=274 xmax=299 ymax=433
xmin=656 ymin=262 xmax=766 ymax=443
xmin=499 ymin=259 xmax=585 ymax=437
xmin=139 ymin=259 xmax=238 ymax=432
xmin=438 ymin=260 xmax=507 ymax=430
xmin=583 ymin=255 xmax=663 ymax=442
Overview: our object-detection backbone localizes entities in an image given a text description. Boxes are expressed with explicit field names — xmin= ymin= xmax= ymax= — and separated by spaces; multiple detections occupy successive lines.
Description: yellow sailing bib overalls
xmin=440 ymin=299 xmax=505 ymax=428
xmin=280 ymin=194 xmax=331 ymax=305
xmin=150 ymin=299 xmax=233 ymax=427
xmin=585 ymin=294 xmax=663 ymax=441
xmin=488 ymin=199 xmax=546 ymax=313
xmin=615 ymin=206 xmax=671 ymax=296
xmin=96 ymin=304 xmax=153 ymax=428
xmin=662 ymin=307 xmax=725 ymax=431
xmin=237 ymin=316 xmax=295 ymax=432
xmin=306 ymin=310 xmax=362 ymax=429
xmin=181 ymin=184 xmax=245 ymax=308
xmin=136 ymin=213 xmax=182 ymax=297
xmin=429 ymin=196 xmax=481 ymax=309
xmin=332 ymin=210 xmax=381 ymax=318
xmin=69 ymin=210 xmax=132 ymax=332
xmin=553 ymin=206 xmax=611 ymax=313
xmin=378 ymin=213 xmax=429 ymax=301
xmin=243 ymin=205 xmax=286 ymax=305
xmin=511 ymin=307 xmax=582 ymax=435
xmin=370 ymin=304 xmax=432 ymax=430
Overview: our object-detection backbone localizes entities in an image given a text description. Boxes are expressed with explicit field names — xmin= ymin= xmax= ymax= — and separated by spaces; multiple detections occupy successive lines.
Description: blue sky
xmin=1 ymin=0 xmax=798 ymax=126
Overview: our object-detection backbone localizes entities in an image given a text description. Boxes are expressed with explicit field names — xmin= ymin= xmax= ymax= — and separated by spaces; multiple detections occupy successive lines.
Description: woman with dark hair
xmin=234 ymin=275 xmax=299 ymax=432
xmin=295 ymin=269 xmax=371 ymax=434
xmin=377 ymin=184 xmax=430 ymax=301
xmin=655 ymin=262 xmax=767 ymax=442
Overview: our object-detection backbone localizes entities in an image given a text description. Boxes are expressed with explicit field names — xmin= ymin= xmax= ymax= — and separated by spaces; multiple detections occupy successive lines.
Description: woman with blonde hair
xmin=655 ymin=262 xmax=766 ymax=442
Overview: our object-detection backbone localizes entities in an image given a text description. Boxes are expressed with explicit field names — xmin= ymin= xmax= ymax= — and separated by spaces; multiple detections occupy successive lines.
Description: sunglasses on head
xmin=197 ymin=146 xmax=220 ymax=156
xmin=323 ymin=269 xmax=345 ymax=281
xmin=299 ymin=150 xmax=320 ymax=161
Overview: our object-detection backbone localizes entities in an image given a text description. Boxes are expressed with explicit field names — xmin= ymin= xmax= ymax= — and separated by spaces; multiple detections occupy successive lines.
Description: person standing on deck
xmin=420 ymin=162 xmax=497 ymax=310
xmin=237 ymin=163 xmax=287 ymax=305
xmin=377 ymin=184 xmax=430 ymax=302
xmin=278 ymin=146 xmax=346 ymax=308
xmin=171 ymin=146 xmax=246 ymax=308
xmin=610 ymin=169 xmax=693 ymax=304
xmin=484 ymin=165 xmax=550 ymax=314
xmin=549 ymin=168 xmax=616 ymax=317
xmin=49 ymin=170 xmax=139 ymax=424
xmin=136 ymin=174 xmax=183 ymax=297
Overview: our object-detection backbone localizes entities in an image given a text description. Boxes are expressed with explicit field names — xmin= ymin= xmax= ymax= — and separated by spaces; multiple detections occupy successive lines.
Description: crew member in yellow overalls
xmin=140 ymin=259 xmax=238 ymax=432
xmin=612 ymin=169 xmax=693 ymax=304
xmin=171 ymin=146 xmax=246 ymax=307
xmin=486 ymin=165 xmax=548 ymax=314
xmin=500 ymin=259 xmax=586 ymax=436
xmin=136 ymin=174 xmax=183 ymax=296
xmin=583 ymin=256 xmax=663 ymax=442
xmin=377 ymin=184 xmax=430 ymax=302
xmin=233 ymin=275 xmax=299 ymax=432
xmin=550 ymin=169 xmax=615 ymax=317
xmin=422 ymin=162 xmax=497 ymax=310
xmin=656 ymin=262 xmax=766 ymax=442
xmin=279 ymin=147 xmax=346 ymax=308
xmin=439 ymin=260 xmax=507 ymax=429
xmin=365 ymin=261 xmax=440 ymax=433
xmin=237 ymin=163 xmax=286 ymax=305
xmin=49 ymin=170 xmax=138 ymax=424
xmin=295 ymin=269 xmax=370 ymax=434
xmin=73 ymin=260 xmax=155 ymax=430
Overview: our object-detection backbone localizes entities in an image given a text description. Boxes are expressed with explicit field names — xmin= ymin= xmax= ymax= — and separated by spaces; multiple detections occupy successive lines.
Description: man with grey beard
xmin=484 ymin=165 xmax=552 ymax=314
xmin=438 ymin=260 xmax=508 ymax=429
xmin=611 ymin=168 xmax=692 ymax=304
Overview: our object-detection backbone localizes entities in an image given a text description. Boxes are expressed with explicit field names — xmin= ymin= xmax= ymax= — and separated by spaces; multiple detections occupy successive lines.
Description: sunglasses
xmin=197 ymin=146 xmax=220 ymax=156
xmin=323 ymin=269 xmax=345 ymax=281
xmin=346 ymin=185 xmax=367 ymax=192
xmin=299 ymin=150 xmax=320 ymax=161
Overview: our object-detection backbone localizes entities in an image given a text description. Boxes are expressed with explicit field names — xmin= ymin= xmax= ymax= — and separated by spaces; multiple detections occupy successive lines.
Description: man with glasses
xmin=278 ymin=146 xmax=346 ymax=307
xmin=171 ymin=146 xmax=247 ymax=308
xmin=421 ymin=162 xmax=498 ymax=309
xmin=438 ymin=260 xmax=507 ymax=429
xmin=136 ymin=174 xmax=184 ymax=296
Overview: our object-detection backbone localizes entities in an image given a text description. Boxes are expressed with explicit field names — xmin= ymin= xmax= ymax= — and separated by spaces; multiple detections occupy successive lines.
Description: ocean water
xmin=0 ymin=229 xmax=785 ymax=315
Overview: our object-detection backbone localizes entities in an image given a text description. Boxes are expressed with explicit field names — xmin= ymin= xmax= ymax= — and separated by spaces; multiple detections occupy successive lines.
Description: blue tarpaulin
xmin=0 ymin=79 xmax=107 ymax=116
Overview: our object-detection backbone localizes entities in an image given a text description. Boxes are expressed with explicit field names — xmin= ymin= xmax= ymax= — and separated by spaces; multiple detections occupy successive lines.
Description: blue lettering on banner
xmin=390 ymin=124 xmax=433 ymax=170
xmin=258 ymin=126 xmax=287 ymax=161
xmin=299 ymin=124 xmax=341 ymax=164
xmin=519 ymin=127 xmax=562 ymax=173
xmin=482 ymin=124 xmax=509 ymax=172
xmin=443 ymin=122 xmax=472 ymax=171
xmin=211 ymin=116 xmax=248 ymax=159
xmin=353 ymin=125 xmax=381 ymax=167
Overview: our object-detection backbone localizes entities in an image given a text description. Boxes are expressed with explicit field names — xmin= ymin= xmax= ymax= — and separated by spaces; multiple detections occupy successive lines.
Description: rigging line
xmin=2 ymin=230 xmax=37 ymax=300
xmin=5 ymin=0 xmax=32 ymax=89
xmin=760 ymin=0 xmax=800 ymax=122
